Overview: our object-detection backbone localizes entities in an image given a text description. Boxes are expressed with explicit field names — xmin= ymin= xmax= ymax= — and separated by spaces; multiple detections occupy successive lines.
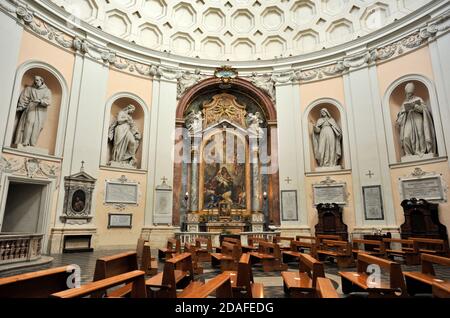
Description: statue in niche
xmin=108 ymin=104 xmax=141 ymax=168
xmin=312 ymin=108 xmax=342 ymax=168
xmin=396 ymin=82 xmax=436 ymax=160
xmin=186 ymin=110 xmax=203 ymax=134
xmin=246 ymin=112 xmax=264 ymax=137
xmin=14 ymin=75 xmax=52 ymax=149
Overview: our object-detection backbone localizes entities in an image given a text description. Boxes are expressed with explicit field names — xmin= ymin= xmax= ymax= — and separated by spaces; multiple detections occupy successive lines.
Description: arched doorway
xmin=173 ymin=77 xmax=279 ymax=232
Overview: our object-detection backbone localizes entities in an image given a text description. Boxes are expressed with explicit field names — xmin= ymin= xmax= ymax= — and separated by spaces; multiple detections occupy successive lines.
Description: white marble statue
xmin=14 ymin=75 xmax=52 ymax=148
xmin=246 ymin=112 xmax=264 ymax=137
xmin=108 ymin=104 xmax=141 ymax=168
xmin=250 ymin=72 xmax=276 ymax=101
xmin=396 ymin=82 xmax=436 ymax=159
xmin=177 ymin=69 xmax=203 ymax=99
xmin=186 ymin=110 xmax=203 ymax=134
xmin=312 ymin=108 xmax=342 ymax=168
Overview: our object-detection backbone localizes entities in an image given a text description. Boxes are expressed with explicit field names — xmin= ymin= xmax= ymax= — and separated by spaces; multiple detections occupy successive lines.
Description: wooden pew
xmin=223 ymin=253 xmax=264 ymax=298
xmin=136 ymin=238 xmax=148 ymax=262
xmin=281 ymin=253 xmax=325 ymax=298
xmin=409 ymin=237 xmax=449 ymax=257
xmin=146 ymin=252 xmax=198 ymax=298
xmin=316 ymin=277 xmax=339 ymax=298
xmin=195 ymin=237 xmax=213 ymax=262
xmin=211 ymin=241 xmax=242 ymax=271
xmin=141 ymin=243 xmax=158 ymax=276
xmin=339 ymin=253 xmax=407 ymax=298
xmin=403 ymin=253 xmax=450 ymax=296
xmin=383 ymin=238 xmax=420 ymax=265
xmin=215 ymin=237 xmax=242 ymax=253
xmin=184 ymin=242 xmax=204 ymax=274
xmin=316 ymin=234 xmax=342 ymax=248
xmin=51 ymin=270 xmax=147 ymax=298
xmin=432 ymin=281 xmax=450 ymax=298
xmin=317 ymin=239 xmax=354 ymax=268
xmin=283 ymin=239 xmax=318 ymax=263
xmin=249 ymin=241 xmax=288 ymax=272
xmin=0 ymin=265 xmax=74 ymax=298
xmin=92 ymin=251 xmax=139 ymax=297
xmin=352 ymin=239 xmax=385 ymax=258
xmin=178 ymin=273 xmax=233 ymax=298
xmin=273 ymin=236 xmax=295 ymax=250
xmin=158 ymin=238 xmax=181 ymax=260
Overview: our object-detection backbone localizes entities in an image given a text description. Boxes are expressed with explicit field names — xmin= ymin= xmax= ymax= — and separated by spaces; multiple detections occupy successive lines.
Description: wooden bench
xmin=194 ymin=237 xmax=213 ymax=262
xmin=249 ymin=241 xmax=288 ymax=272
xmin=146 ymin=252 xmax=197 ymax=298
xmin=51 ymin=270 xmax=147 ymax=298
xmin=158 ymin=238 xmax=181 ymax=260
xmin=409 ymin=237 xmax=449 ymax=257
xmin=223 ymin=253 xmax=264 ymax=298
xmin=316 ymin=234 xmax=342 ymax=247
xmin=178 ymin=273 xmax=233 ymax=298
xmin=281 ymin=253 xmax=325 ymax=298
xmin=211 ymin=241 xmax=242 ymax=271
xmin=339 ymin=253 xmax=407 ymax=298
xmin=184 ymin=242 xmax=204 ymax=274
xmin=141 ymin=243 xmax=158 ymax=276
xmin=282 ymin=239 xmax=318 ymax=263
xmin=352 ymin=239 xmax=386 ymax=258
xmin=215 ymin=237 xmax=242 ymax=253
xmin=316 ymin=277 xmax=339 ymax=298
xmin=403 ymin=253 xmax=450 ymax=296
xmin=383 ymin=238 xmax=420 ymax=265
xmin=273 ymin=236 xmax=295 ymax=250
xmin=317 ymin=239 xmax=354 ymax=268
xmin=92 ymin=251 xmax=139 ymax=297
xmin=432 ymin=281 xmax=450 ymax=298
xmin=0 ymin=265 xmax=74 ymax=298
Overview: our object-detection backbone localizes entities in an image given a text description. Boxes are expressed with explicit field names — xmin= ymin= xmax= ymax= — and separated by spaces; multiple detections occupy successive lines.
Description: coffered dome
xmin=51 ymin=0 xmax=430 ymax=61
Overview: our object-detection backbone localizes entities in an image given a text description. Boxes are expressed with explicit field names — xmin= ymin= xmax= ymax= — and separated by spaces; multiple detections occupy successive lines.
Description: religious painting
xmin=203 ymin=162 xmax=246 ymax=211
xmin=71 ymin=189 xmax=86 ymax=213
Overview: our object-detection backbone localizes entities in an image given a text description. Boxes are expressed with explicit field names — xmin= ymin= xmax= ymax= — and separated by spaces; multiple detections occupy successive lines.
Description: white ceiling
xmin=51 ymin=0 xmax=431 ymax=61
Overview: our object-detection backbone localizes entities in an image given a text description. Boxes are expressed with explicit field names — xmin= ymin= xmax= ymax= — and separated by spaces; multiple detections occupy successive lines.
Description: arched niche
xmin=382 ymin=75 xmax=446 ymax=164
xmin=302 ymin=98 xmax=351 ymax=172
xmin=5 ymin=61 xmax=68 ymax=157
xmin=101 ymin=93 xmax=149 ymax=170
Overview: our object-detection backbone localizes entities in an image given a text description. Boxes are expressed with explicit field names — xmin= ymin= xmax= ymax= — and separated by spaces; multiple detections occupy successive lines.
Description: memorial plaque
xmin=281 ymin=190 xmax=298 ymax=221
xmin=105 ymin=182 xmax=138 ymax=204
xmin=108 ymin=213 xmax=132 ymax=228
xmin=313 ymin=184 xmax=346 ymax=205
xmin=153 ymin=182 xmax=172 ymax=224
xmin=401 ymin=176 xmax=444 ymax=201
xmin=363 ymin=185 xmax=384 ymax=220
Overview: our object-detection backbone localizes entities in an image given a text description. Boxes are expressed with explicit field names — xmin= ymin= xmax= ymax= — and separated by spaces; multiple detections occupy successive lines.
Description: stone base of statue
xmin=315 ymin=165 xmax=342 ymax=172
xmin=251 ymin=212 xmax=265 ymax=232
xmin=108 ymin=161 xmax=137 ymax=169
xmin=401 ymin=153 xmax=436 ymax=163
xmin=12 ymin=144 xmax=49 ymax=155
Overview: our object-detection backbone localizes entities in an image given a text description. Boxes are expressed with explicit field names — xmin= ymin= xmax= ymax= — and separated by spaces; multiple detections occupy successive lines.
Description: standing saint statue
xmin=186 ymin=110 xmax=203 ymax=134
xmin=312 ymin=108 xmax=342 ymax=168
xmin=246 ymin=112 xmax=264 ymax=137
xmin=108 ymin=104 xmax=141 ymax=168
xmin=14 ymin=75 xmax=52 ymax=148
xmin=396 ymin=82 xmax=436 ymax=158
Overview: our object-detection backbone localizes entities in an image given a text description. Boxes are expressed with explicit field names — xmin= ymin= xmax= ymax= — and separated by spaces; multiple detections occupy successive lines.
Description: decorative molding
xmin=398 ymin=167 xmax=448 ymax=203
xmin=0 ymin=155 xmax=59 ymax=184
xmin=177 ymin=69 xmax=205 ymax=100
xmin=0 ymin=0 xmax=449 ymax=84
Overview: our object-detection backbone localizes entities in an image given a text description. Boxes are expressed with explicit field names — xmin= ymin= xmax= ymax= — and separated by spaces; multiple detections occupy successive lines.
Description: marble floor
xmin=1 ymin=249 xmax=449 ymax=298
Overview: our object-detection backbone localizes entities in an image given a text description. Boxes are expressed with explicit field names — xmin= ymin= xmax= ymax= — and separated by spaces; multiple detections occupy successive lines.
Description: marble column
xmin=249 ymin=136 xmax=261 ymax=212
xmin=190 ymin=134 xmax=201 ymax=212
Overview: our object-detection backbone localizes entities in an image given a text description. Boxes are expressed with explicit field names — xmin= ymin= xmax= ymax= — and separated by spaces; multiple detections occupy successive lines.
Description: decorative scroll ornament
xmin=177 ymin=69 xmax=205 ymax=99
xmin=319 ymin=176 xmax=337 ymax=185
xmin=202 ymin=93 xmax=247 ymax=128
xmin=411 ymin=167 xmax=427 ymax=178
xmin=250 ymin=73 xmax=276 ymax=101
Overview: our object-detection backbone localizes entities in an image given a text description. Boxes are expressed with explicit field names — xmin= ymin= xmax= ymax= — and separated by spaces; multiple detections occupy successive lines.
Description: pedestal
xmin=401 ymin=153 xmax=436 ymax=163
xmin=251 ymin=212 xmax=265 ymax=232
xmin=12 ymin=144 xmax=49 ymax=155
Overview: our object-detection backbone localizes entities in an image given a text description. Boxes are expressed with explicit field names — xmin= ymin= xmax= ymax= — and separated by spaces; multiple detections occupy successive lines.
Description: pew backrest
xmin=299 ymin=253 xmax=325 ymax=288
xmin=93 ymin=251 xmax=138 ymax=281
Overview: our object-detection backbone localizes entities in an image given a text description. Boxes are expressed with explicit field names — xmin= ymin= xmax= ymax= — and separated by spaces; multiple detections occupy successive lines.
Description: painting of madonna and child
xmin=203 ymin=164 xmax=247 ymax=213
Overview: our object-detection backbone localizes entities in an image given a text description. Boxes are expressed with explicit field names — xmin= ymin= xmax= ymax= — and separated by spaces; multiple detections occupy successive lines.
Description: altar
xmin=206 ymin=221 xmax=247 ymax=233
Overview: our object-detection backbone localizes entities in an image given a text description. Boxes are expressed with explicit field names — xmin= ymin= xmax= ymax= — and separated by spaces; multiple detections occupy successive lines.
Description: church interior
xmin=1 ymin=0 xmax=450 ymax=300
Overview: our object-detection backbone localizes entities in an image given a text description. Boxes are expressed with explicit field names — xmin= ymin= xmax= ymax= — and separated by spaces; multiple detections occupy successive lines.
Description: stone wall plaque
xmin=153 ymin=181 xmax=172 ymax=224
xmin=363 ymin=185 xmax=384 ymax=220
xmin=313 ymin=183 xmax=346 ymax=205
xmin=105 ymin=178 xmax=138 ymax=204
xmin=108 ymin=213 xmax=132 ymax=228
xmin=399 ymin=168 xmax=446 ymax=202
xmin=281 ymin=190 xmax=298 ymax=221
